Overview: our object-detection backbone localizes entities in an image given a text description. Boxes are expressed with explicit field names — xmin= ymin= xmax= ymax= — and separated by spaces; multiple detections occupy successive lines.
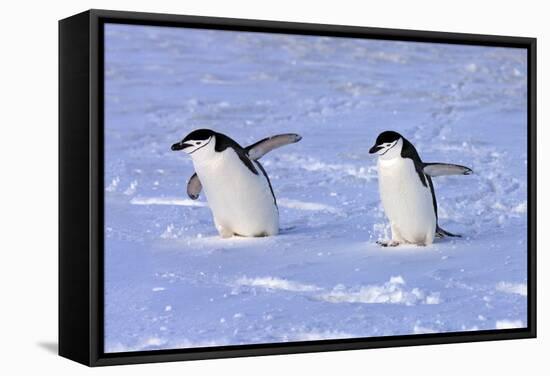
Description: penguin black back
xmin=212 ymin=132 xmax=277 ymax=207
xmin=399 ymin=134 xmax=461 ymax=237
xmin=212 ymin=132 xmax=259 ymax=175
xmin=400 ymin=137 xmax=428 ymax=188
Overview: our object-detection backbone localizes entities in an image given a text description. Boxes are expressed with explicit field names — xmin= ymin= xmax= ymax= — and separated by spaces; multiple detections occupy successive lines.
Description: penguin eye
xmin=196 ymin=141 xmax=202 ymax=145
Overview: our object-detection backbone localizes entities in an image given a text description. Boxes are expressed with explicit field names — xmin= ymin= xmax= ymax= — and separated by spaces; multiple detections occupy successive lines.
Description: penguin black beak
xmin=171 ymin=141 xmax=191 ymax=151
xmin=369 ymin=145 xmax=382 ymax=154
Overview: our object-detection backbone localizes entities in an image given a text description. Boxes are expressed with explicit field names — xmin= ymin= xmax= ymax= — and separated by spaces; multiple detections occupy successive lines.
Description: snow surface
xmin=103 ymin=23 xmax=528 ymax=352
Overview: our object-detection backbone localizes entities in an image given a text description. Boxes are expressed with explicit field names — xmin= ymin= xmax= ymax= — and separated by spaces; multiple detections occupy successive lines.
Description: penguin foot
xmin=376 ymin=240 xmax=401 ymax=247
xmin=217 ymin=226 xmax=234 ymax=238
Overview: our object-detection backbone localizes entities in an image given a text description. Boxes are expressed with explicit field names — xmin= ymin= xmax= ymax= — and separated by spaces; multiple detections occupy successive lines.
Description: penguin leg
xmin=217 ymin=226 xmax=234 ymax=238
xmin=424 ymin=230 xmax=435 ymax=246
xmin=390 ymin=223 xmax=405 ymax=246
xmin=377 ymin=223 xmax=403 ymax=247
xmin=414 ymin=225 xmax=436 ymax=246
xmin=214 ymin=218 xmax=234 ymax=238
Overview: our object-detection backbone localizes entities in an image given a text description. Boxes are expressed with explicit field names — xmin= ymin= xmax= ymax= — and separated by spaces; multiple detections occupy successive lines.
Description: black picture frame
xmin=59 ymin=9 xmax=537 ymax=367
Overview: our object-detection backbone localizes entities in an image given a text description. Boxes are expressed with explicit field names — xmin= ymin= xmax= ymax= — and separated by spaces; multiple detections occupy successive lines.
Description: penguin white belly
xmin=378 ymin=158 xmax=436 ymax=244
xmin=193 ymin=149 xmax=279 ymax=237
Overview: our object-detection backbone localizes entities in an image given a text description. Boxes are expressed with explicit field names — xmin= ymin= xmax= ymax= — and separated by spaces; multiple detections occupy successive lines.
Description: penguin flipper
xmin=423 ymin=163 xmax=473 ymax=177
xmin=245 ymin=133 xmax=302 ymax=160
xmin=187 ymin=172 xmax=202 ymax=200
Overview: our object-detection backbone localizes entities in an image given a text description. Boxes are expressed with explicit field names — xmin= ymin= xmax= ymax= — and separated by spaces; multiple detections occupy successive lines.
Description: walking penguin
xmin=171 ymin=129 xmax=301 ymax=238
xmin=369 ymin=130 xmax=473 ymax=246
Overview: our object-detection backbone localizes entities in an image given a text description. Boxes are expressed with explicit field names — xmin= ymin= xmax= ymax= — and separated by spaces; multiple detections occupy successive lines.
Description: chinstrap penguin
xmin=369 ymin=131 xmax=473 ymax=246
xmin=171 ymin=129 xmax=302 ymax=238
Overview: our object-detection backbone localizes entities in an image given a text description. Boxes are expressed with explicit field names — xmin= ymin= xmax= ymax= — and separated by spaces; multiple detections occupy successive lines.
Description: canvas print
xmin=103 ymin=23 xmax=528 ymax=352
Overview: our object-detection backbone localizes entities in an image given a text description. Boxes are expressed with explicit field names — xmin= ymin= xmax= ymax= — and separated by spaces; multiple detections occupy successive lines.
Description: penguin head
xmin=369 ymin=131 xmax=403 ymax=159
xmin=171 ymin=129 xmax=216 ymax=159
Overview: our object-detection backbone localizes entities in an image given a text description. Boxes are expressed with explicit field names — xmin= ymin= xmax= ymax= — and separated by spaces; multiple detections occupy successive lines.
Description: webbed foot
xmin=217 ymin=226 xmax=234 ymax=238
xmin=377 ymin=240 xmax=401 ymax=247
